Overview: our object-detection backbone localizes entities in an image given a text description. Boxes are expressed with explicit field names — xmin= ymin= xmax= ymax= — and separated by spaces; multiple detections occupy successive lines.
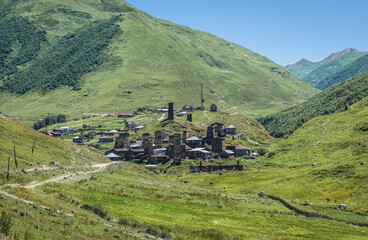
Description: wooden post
xmin=14 ymin=146 xmax=18 ymax=168
xmin=7 ymin=155 xmax=10 ymax=183
xmin=32 ymin=138 xmax=37 ymax=154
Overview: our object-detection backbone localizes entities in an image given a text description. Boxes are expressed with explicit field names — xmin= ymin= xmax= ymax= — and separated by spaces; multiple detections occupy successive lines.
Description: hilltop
xmin=286 ymin=48 xmax=367 ymax=87
xmin=0 ymin=0 xmax=318 ymax=118
xmin=258 ymin=74 xmax=368 ymax=137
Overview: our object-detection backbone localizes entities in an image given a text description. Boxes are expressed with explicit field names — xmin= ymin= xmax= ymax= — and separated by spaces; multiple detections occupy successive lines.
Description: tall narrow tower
xmin=200 ymin=83 xmax=205 ymax=110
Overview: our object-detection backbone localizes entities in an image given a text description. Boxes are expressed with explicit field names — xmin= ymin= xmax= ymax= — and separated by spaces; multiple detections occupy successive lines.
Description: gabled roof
xmin=223 ymin=150 xmax=234 ymax=154
xmin=185 ymin=145 xmax=192 ymax=150
xmin=108 ymin=130 xmax=119 ymax=133
xmin=235 ymin=145 xmax=251 ymax=150
xmin=227 ymin=125 xmax=236 ymax=129
xmin=186 ymin=137 xmax=203 ymax=141
xmin=106 ymin=153 xmax=120 ymax=158
xmin=126 ymin=121 xmax=137 ymax=125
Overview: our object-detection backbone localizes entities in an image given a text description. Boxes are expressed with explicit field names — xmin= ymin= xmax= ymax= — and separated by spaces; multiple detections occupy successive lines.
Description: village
xmin=39 ymin=102 xmax=260 ymax=172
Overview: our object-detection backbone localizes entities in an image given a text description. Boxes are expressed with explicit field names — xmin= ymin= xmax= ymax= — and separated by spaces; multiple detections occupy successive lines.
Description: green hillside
xmin=285 ymin=58 xmax=319 ymax=79
xmin=258 ymin=74 xmax=368 ymax=137
xmin=181 ymin=96 xmax=368 ymax=226
xmin=317 ymin=54 xmax=368 ymax=90
xmin=302 ymin=51 xmax=367 ymax=87
xmin=1 ymin=112 xmax=366 ymax=239
xmin=0 ymin=0 xmax=318 ymax=118
xmin=286 ymin=48 xmax=366 ymax=84
xmin=0 ymin=115 xmax=107 ymax=185
xmin=261 ymin=95 xmax=368 ymax=211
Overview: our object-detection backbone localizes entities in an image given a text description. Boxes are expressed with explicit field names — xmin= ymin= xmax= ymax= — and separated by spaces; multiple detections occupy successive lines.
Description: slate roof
xmin=106 ymin=153 xmax=120 ymax=158
xmin=186 ymin=137 xmax=203 ymax=141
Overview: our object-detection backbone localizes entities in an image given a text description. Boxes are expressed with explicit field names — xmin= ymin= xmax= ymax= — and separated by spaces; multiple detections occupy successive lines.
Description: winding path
xmin=23 ymin=162 xmax=116 ymax=189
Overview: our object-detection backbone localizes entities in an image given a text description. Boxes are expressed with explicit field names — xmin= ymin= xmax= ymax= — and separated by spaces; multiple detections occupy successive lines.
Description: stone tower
xmin=154 ymin=131 xmax=163 ymax=148
xmin=168 ymin=103 xmax=174 ymax=120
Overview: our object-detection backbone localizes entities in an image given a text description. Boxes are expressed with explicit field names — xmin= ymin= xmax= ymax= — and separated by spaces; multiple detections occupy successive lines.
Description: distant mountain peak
xmin=322 ymin=48 xmax=360 ymax=64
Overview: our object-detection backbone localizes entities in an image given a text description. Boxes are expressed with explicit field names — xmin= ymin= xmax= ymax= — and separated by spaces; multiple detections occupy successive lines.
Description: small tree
xmin=0 ymin=211 xmax=13 ymax=236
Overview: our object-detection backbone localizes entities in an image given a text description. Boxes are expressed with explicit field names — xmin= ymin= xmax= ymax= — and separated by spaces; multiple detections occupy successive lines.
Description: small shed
xmin=210 ymin=104 xmax=218 ymax=112
xmin=220 ymin=150 xmax=235 ymax=158
xmin=105 ymin=130 xmax=120 ymax=136
xmin=73 ymin=136 xmax=88 ymax=143
xmin=106 ymin=153 xmax=121 ymax=161
xmin=185 ymin=137 xmax=204 ymax=148
xmin=125 ymin=121 xmax=138 ymax=130
xmin=150 ymin=153 xmax=169 ymax=164
xmin=226 ymin=125 xmax=237 ymax=135
xmin=235 ymin=145 xmax=252 ymax=157
xmin=187 ymin=148 xmax=211 ymax=159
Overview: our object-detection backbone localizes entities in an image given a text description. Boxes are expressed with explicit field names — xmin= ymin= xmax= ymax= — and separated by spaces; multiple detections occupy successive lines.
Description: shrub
xmin=0 ymin=211 xmax=13 ymax=236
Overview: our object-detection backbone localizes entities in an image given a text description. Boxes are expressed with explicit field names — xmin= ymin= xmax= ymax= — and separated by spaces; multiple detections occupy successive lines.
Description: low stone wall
xmin=190 ymin=164 xmax=243 ymax=173
xmin=259 ymin=193 xmax=368 ymax=227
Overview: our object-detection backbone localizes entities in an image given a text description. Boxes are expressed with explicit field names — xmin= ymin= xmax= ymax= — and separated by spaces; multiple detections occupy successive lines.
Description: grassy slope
xmin=0 ymin=108 xmax=367 ymax=239
xmin=302 ymin=52 xmax=368 ymax=87
xmin=285 ymin=58 xmax=319 ymax=79
xmin=0 ymin=115 xmax=108 ymax=185
xmin=177 ymin=97 xmax=368 ymax=229
xmin=0 ymin=0 xmax=318 ymax=118
xmin=15 ymin=162 xmax=367 ymax=240
xmin=258 ymin=74 xmax=368 ymax=137
xmin=317 ymin=54 xmax=368 ymax=90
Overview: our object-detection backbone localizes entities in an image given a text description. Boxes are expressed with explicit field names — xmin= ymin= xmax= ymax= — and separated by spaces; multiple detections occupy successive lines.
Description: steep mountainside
xmin=317 ymin=54 xmax=368 ymax=90
xmin=258 ymin=74 xmax=368 ymax=137
xmin=286 ymin=48 xmax=367 ymax=85
xmin=0 ymin=0 xmax=318 ymax=118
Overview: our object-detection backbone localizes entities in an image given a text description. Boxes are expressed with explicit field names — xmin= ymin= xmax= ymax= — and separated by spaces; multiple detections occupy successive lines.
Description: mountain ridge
xmin=0 ymin=0 xmax=318 ymax=118
xmin=286 ymin=48 xmax=367 ymax=82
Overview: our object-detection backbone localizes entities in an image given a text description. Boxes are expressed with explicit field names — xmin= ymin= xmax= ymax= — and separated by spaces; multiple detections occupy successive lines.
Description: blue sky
xmin=127 ymin=0 xmax=368 ymax=66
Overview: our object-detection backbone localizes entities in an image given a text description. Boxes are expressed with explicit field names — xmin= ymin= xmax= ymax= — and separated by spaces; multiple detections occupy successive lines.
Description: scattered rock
xmin=183 ymin=180 xmax=189 ymax=184
xmin=361 ymin=162 xmax=365 ymax=165
xmin=252 ymin=176 xmax=255 ymax=178
xmin=312 ymin=163 xmax=317 ymax=166
xmin=260 ymin=191 xmax=266 ymax=195
xmin=339 ymin=204 xmax=348 ymax=210
xmin=209 ymin=182 xmax=213 ymax=185
xmin=223 ymin=187 xmax=227 ymax=189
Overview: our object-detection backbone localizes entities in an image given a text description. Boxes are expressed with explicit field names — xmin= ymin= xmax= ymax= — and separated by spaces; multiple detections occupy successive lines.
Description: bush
xmin=0 ymin=211 xmax=13 ymax=236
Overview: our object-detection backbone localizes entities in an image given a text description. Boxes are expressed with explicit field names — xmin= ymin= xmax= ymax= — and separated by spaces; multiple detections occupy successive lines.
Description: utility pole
xmin=14 ymin=146 xmax=18 ymax=168
xmin=200 ymin=83 xmax=205 ymax=110
xmin=32 ymin=138 xmax=37 ymax=154
xmin=7 ymin=155 xmax=10 ymax=183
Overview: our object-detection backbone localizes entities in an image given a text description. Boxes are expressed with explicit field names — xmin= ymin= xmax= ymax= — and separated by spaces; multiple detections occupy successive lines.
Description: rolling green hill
xmin=0 ymin=115 xmax=107 ymax=185
xmin=285 ymin=58 xmax=320 ymax=79
xmin=317 ymin=54 xmax=368 ymax=90
xmin=0 ymin=0 xmax=318 ymax=118
xmin=258 ymin=74 xmax=368 ymax=138
xmin=286 ymin=48 xmax=367 ymax=86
